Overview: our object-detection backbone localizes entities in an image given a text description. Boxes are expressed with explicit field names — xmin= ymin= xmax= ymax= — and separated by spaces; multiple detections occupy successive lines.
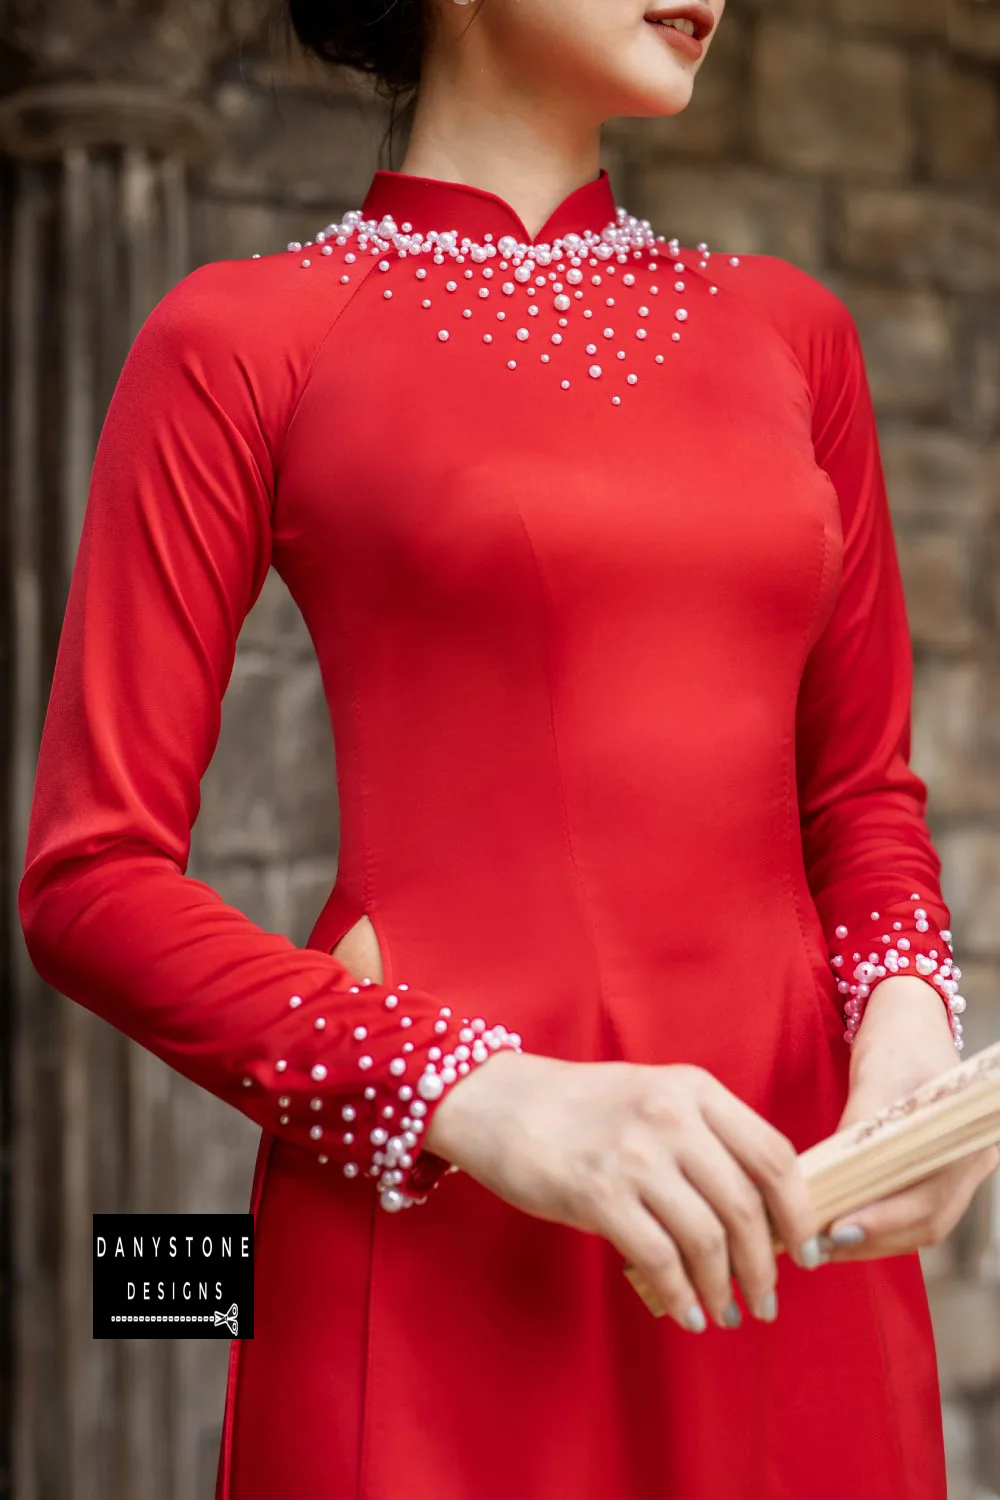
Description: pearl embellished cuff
xmin=235 ymin=974 xmax=522 ymax=1212
xmin=376 ymin=1017 xmax=522 ymax=1213
xmin=828 ymin=892 xmax=965 ymax=1050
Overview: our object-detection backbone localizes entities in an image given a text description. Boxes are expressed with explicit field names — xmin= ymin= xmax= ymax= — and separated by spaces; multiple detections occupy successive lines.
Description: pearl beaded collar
xmin=273 ymin=205 xmax=741 ymax=406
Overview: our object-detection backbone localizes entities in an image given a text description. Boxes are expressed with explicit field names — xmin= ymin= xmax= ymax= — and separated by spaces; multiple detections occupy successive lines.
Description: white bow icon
xmin=213 ymin=1303 xmax=238 ymax=1336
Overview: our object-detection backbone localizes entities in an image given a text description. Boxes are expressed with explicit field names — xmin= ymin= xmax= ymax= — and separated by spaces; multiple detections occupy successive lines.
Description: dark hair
xmin=285 ymin=0 xmax=426 ymax=103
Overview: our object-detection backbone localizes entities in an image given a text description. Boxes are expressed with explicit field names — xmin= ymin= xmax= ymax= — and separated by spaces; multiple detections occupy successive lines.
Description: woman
xmin=18 ymin=0 xmax=999 ymax=1495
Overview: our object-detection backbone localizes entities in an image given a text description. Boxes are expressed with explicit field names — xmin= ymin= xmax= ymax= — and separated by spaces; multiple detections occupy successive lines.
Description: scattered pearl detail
xmin=829 ymin=894 xmax=965 ymax=1049
xmin=241 ymin=966 xmax=523 ymax=1212
xmin=282 ymin=208 xmax=738 ymax=406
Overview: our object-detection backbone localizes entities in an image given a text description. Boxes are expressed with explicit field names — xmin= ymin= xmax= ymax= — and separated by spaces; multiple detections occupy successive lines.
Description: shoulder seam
xmin=704 ymin=255 xmax=816 ymax=402
xmin=274 ymin=255 xmax=382 ymax=476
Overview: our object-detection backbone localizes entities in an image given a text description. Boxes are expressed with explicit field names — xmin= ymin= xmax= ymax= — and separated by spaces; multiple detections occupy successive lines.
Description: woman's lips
xmin=646 ymin=18 xmax=705 ymax=60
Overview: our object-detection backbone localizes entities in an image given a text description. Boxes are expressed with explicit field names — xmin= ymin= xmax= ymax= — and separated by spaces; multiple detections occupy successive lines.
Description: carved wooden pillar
xmin=0 ymin=82 xmax=213 ymax=1500
xmin=0 ymin=2 xmax=247 ymax=1488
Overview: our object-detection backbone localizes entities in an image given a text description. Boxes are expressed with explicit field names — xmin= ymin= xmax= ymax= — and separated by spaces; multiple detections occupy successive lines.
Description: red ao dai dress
xmin=19 ymin=166 xmax=966 ymax=1500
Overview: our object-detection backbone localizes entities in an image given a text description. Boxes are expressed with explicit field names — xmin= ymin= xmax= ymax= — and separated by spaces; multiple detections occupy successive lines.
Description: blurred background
xmin=0 ymin=0 xmax=998 ymax=1496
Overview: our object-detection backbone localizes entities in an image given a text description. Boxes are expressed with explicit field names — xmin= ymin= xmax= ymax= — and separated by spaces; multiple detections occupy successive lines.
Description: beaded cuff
xmin=828 ymin=892 xmax=965 ymax=1050
xmin=235 ymin=975 xmax=521 ymax=1212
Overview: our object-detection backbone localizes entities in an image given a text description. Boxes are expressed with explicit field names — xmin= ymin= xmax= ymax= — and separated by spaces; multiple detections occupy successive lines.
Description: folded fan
xmin=625 ymin=1038 xmax=1000 ymax=1316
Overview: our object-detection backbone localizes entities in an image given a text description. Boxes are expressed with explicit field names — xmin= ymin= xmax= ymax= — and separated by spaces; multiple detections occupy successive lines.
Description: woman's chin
xmin=594 ymin=42 xmax=698 ymax=118
xmin=604 ymin=72 xmax=696 ymax=121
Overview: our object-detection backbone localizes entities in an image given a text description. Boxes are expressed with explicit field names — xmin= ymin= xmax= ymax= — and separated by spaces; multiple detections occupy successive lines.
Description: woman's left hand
xmin=819 ymin=975 xmax=1000 ymax=1262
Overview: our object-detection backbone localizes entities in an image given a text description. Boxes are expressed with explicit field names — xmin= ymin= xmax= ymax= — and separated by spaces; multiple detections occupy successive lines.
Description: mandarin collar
xmin=359 ymin=167 xmax=619 ymax=245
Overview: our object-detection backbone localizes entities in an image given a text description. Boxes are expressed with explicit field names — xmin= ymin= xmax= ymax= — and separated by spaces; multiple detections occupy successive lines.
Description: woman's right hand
xmin=423 ymin=1050 xmax=825 ymax=1332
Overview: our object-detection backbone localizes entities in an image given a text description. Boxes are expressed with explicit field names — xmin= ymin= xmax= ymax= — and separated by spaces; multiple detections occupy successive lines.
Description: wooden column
xmin=0 ymin=80 xmax=210 ymax=1500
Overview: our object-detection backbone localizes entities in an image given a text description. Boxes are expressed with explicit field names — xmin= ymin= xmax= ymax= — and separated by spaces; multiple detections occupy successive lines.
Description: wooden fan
xmin=626 ymin=1039 xmax=1000 ymax=1317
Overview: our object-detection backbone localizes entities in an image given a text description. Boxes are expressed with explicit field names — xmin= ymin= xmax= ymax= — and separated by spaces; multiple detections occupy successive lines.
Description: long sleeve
xmin=18 ymin=258 xmax=520 ymax=1209
xmin=790 ymin=276 xmax=965 ymax=1048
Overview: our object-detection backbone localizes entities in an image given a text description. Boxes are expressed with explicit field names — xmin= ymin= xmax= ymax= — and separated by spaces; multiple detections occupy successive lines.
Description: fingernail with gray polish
xmin=825 ymin=1224 xmax=866 ymax=1248
xmin=799 ymin=1235 xmax=828 ymax=1269
xmin=758 ymin=1290 xmax=778 ymax=1323
xmin=684 ymin=1304 xmax=707 ymax=1333
xmin=721 ymin=1299 xmax=742 ymax=1329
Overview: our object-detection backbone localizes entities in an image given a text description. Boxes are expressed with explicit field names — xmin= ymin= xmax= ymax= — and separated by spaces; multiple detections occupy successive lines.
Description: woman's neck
xmin=399 ymin=58 xmax=604 ymax=244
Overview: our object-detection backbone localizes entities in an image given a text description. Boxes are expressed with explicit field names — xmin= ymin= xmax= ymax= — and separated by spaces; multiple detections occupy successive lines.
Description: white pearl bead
xmin=289 ymin=995 xmax=303 ymax=1008
xmin=418 ymin=1073 xmax=445 ymax=1101
xmin=311 ymin=1064 xmax=327 ymax=1081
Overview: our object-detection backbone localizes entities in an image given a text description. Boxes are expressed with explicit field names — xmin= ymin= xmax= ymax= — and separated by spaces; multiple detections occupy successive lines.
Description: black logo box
xmin=94 ymin=1214 xmax=254 ymax=1339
